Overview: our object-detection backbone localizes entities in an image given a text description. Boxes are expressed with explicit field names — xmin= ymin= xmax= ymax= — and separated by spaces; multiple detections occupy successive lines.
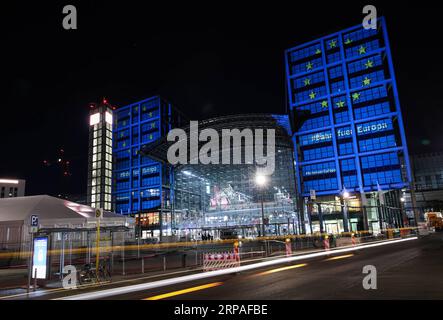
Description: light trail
xmin=55 ymin=237 xmax=418 ymax=300
xmin=143 ymin=282 xmax=223 ymax=300
xmin=255 ymin=263 xmax=307 ymax=276
xmin=324 ymin=254 xmax=354 ymax=261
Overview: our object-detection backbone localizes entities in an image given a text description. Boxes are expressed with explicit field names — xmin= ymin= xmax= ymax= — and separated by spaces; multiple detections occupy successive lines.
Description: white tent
xmin=0 ymin=195 xmax=133 ymax=249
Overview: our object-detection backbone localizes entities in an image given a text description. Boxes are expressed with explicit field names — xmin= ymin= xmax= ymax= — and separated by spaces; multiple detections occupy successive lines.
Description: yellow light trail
xmin=324 ymin=254 xmax=354 ymax=261
xmin=0 ymin=227 xmax=418 ymax=261
xmin=255 ymin=263 xmax=307 ymax=276
xmin=143 ymin=282 xmax=223 ymax=300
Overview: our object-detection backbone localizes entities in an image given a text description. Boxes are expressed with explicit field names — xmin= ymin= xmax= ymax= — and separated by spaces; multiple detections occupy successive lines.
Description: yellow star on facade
xmin=315 ymin=49 xmax=322 ymax=55
xmin=329 ymin=40 xmax=337 ymax=48
xmin=306 ymin=62 xmax=313 ymax=71
xmin=363 ymin=77 xmax=371 ymax=86
xmin=345 ymin=38 xmax=353 ymax=45
xmin=304 ymin=78 xmax=311 ymax=86
xmin=309 ymin=91 xmax=316 ymax=99
xmin=359 ymin=45 xmax=366 ymax=55
xmin=336 ymin=100 xmax=345 ymax=108
xmin=352 ymin=92 xmax=361 ymax=101
xmin=365 ymin=59 xmax=374 ymax=69
xmin=321 ymin=100 xmax=328 ymax=108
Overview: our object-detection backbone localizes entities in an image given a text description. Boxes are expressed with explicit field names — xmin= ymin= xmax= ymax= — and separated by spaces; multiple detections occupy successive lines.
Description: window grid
xmin=348 ymin=54 xmax=383 ymax=74
xmin=345 ymin=39 xmax=381 ymax=58
xmin=289 ymin=43 xmax=322 ymax=62
xmin=354 ymin=102 xmax=391 ymax=120
xmin=358 ymin=135 xmax=397 ymax=152
xmin=303 ymin=146 xmax=335 ymax=161
xmin=294 ymin=71 xmax=324 ymax=89
xmin=349 ymin=70 xmax=385 ymax=89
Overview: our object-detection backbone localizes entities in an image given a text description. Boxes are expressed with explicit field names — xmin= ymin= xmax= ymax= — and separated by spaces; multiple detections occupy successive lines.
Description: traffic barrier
xmin=285 ymin=239 xmax=292 ymax=256
xmin=203 ymin=252 xmax=240 ymax=271
xmin=351 ymin=234 xmax=356 ymax=246
xmin=324 ymin=236 xmax=330 ymax=251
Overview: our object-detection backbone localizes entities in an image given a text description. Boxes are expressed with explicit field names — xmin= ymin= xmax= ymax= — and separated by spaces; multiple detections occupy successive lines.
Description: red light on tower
xmin=103 ymin=98 xmax=108 ymax=104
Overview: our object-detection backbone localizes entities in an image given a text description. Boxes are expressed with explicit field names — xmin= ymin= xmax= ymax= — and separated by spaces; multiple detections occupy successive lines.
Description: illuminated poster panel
xmin=32 ymin=237 xmax=48 ymax=279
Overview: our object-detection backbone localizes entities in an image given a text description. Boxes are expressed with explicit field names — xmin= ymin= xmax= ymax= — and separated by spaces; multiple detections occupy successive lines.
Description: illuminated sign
xmin=32 ymin=237 xmax=48 ymax=279
xmin=105 ymin=111 xmax=113 ymax=125
xmin=336 ymin=120 xmax=390 ymax=138
xmin=304 ymin=168 xmax=336 ymax=176
xmin=0 ymin=179 xmax=19 ymax=184
xmin=89 ymin=113 xmax=100 ymax=126
xmin=311 ymin=131 xmax=332 ymax=143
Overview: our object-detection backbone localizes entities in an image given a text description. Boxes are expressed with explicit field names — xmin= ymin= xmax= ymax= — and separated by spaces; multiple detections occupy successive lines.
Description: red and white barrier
xmin=285 ymin=241 xmax=292 ymax=256
xmin=203 ymin=252 xmax=240 ymax=271
xmin=324 ymin=237 xmax=330 ymax=251
xmin=351 ymin=235 xmax=357 ymax=246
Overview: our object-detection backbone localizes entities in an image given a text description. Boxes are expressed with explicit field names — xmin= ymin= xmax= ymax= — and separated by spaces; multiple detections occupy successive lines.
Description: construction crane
xmin=42 ymin=148 xmax=72 ymax=177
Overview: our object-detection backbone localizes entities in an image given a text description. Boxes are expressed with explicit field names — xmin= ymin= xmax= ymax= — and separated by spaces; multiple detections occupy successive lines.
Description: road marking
xmin=255 ymin=263 xmax=307 ymax=276
xmin=0 ymin=267 xmax=203 ymax=300
xmin=143 ymin=282 xmax=223 ymax=300
xmin=56 ymin=237 xmax=418 ymax=300
xmin=324 ymin=254 xmax=354 ymax=261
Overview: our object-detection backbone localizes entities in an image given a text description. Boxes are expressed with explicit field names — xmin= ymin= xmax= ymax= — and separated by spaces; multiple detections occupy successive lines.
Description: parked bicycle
xmin=78 ymin=261 xmax=112 ymax=285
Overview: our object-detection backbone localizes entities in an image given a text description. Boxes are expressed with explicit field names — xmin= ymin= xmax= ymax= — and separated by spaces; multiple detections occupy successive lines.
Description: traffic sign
xmin=310 ymin=189 xmax=316 ymax=200
xmin=95 ymin=208 xmax=103 ymax=219
xmin=30 ymin=226 xmax=39 ymax=234
xmin=30 ymin=214 xmax=39 ymax=227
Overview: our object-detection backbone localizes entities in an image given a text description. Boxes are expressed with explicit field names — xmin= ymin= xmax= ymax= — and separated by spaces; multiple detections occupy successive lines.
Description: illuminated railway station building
xmin=140 ymin=114 xmax=299 ymax=240
xmin=105 ymin=18 xmax=413 ymax=239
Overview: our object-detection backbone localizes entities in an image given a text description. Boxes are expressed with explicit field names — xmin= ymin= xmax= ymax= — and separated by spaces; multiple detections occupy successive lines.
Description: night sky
xmin=2 ymin=1 xmax=442 ymax=196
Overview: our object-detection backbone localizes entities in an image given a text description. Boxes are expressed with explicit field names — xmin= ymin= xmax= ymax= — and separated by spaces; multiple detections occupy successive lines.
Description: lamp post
xmin=255 ymin=174 xmax=267 ymax=237
xmin=342 ymin=190 xmax=350 ymax=233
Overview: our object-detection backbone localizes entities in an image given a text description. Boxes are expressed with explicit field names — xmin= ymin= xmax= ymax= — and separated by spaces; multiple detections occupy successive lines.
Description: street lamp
xmin=255 ymin=174 xmax=267 ymax=237
xmin=342 ymin=188 xmax=350 ymax=233
xmin=255 ymin=174 xmax=267 ymax=187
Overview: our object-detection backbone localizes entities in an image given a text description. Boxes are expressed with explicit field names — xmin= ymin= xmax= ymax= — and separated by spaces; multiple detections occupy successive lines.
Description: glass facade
xmin=171 ymin=115 xmax=300 ymax=237
xmin=285 ymin=17 xmax=412 ymax=198
xmin=113 ymin=96 xmax=180 ymax=216
xmin=412 ymin=152 xmax=443 ymax=191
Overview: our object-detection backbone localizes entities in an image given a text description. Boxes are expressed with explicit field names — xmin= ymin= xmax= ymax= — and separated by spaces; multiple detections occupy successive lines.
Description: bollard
xmin=141 ymin=258 xmax=144 ymax=274
xmin=324 ymin=235 xmax=330 ymax=251
xmin=33 ymin=268 xmax=37 ymax=292
xmin=351 ymin=233 xmax=357 ymax=246
xmin=182 ymin=253 xmax=187 ymax=268
xmin=285 ymin=238 xmax=292 ymax=256
xmin=163 ymin=256 xmax=166 ymax=271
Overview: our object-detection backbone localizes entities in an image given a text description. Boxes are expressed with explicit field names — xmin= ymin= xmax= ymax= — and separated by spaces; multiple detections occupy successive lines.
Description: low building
xmin=0 ymin=178 xmax=25 ymax=198
xmin=0 ymin=195 xmax=133 ymax=256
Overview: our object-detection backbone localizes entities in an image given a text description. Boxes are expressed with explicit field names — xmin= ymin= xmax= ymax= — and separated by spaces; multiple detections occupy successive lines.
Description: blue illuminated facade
xmin=285 ymin=17 xmax=412 ymax=198
xmin=113 ymin=96 xmax=183 ymax=216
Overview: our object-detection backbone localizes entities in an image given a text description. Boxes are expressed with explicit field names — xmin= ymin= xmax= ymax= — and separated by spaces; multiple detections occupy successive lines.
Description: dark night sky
xmin=1 ymin=1 xmax=443 ymax=196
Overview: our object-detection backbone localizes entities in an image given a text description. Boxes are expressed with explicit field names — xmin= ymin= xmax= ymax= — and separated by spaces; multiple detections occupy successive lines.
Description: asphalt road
xmin=7 ymin=234 xmax=443 ymax=300
xmin=103 ymin=234 xmax=443 ymax=300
